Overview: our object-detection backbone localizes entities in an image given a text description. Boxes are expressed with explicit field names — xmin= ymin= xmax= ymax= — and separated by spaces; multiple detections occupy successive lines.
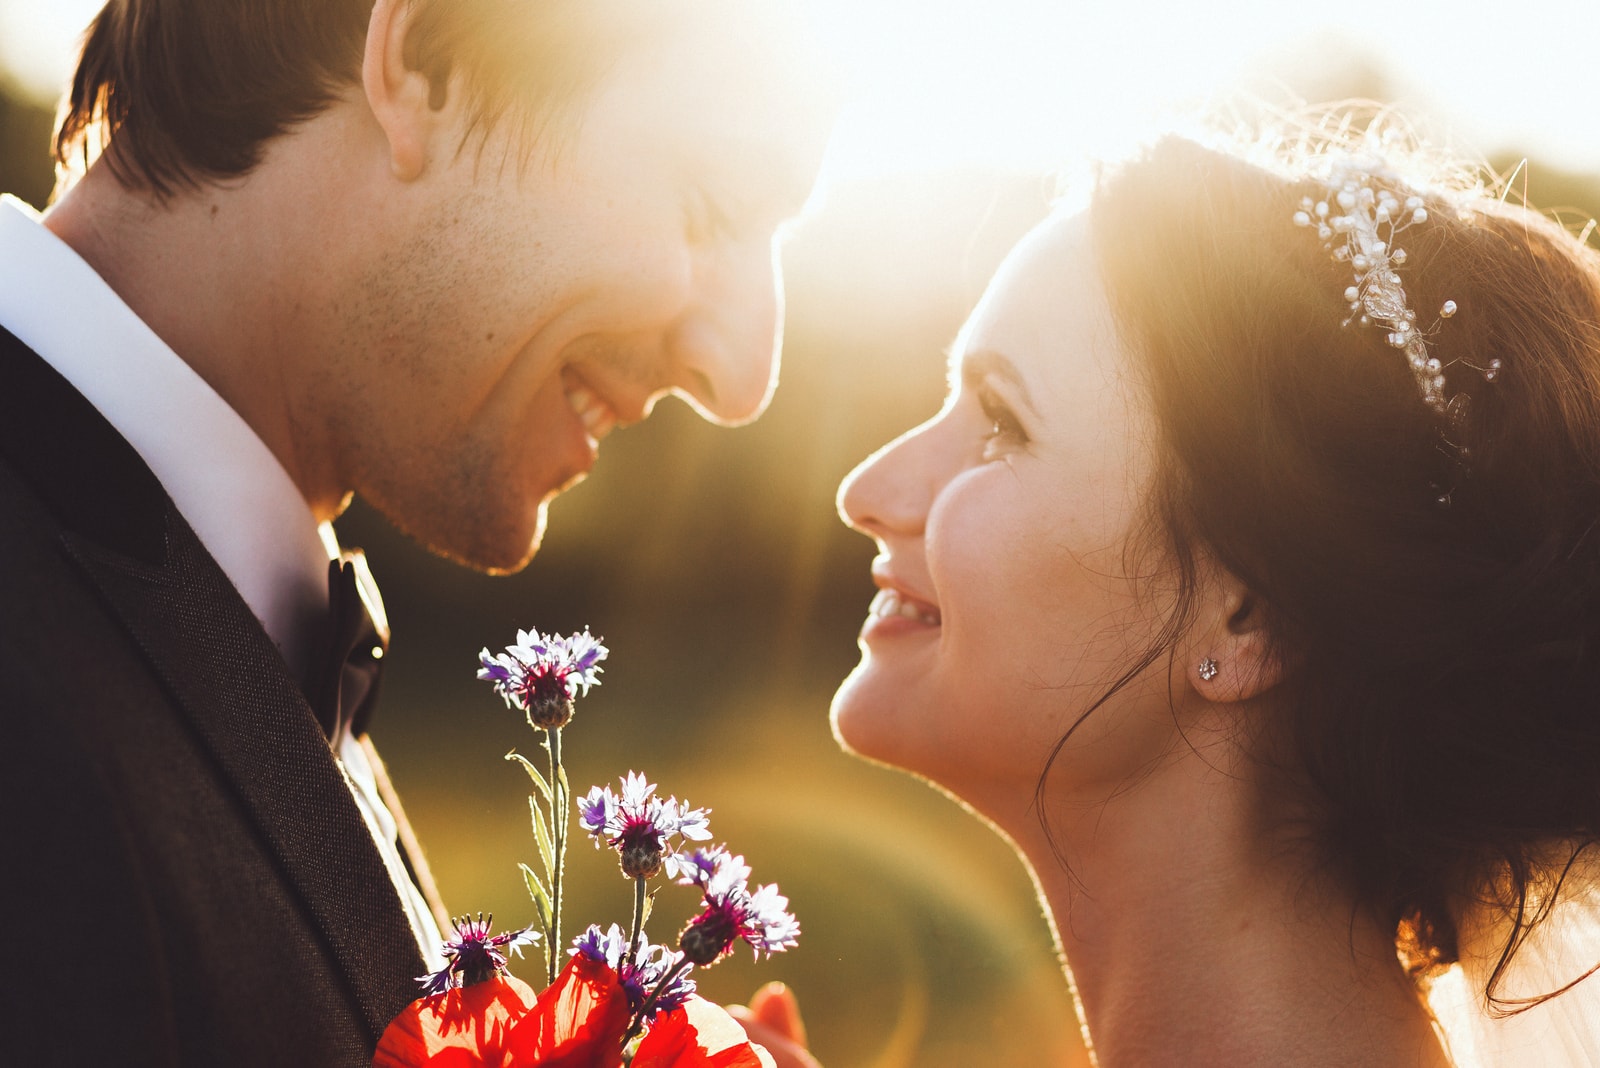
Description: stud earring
xmin=1198 ymin=657 xmax=1219 ymax=681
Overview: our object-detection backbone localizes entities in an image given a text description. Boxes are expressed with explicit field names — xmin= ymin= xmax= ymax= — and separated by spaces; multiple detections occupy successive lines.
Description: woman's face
xmin=833 ymin=211 xmax=1183 ymax=822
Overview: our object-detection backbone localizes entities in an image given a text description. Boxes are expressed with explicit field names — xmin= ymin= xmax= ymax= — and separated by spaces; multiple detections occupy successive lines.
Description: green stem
xmin=549 ymin=725 xmax=566 ymax=987
xmin=627 ymin=875 xmax=648 ymax=964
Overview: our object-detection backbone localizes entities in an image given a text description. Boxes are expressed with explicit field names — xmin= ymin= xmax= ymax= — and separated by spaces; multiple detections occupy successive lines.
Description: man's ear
xmin=1185 ymin=567 xmax=1283 ymax=704
xmin=362 ymin=0 xmax=442 ymax=182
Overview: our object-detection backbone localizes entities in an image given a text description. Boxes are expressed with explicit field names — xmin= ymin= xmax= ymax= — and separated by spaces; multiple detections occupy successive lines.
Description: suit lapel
xmin=0 ymin=327 xmax=426 ymax=1040
xmin=62 ymin=524 xmax=426 ymax=1039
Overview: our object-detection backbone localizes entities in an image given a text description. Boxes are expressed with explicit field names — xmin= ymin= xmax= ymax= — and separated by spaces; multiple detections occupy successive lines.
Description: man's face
xmin=320 ymin=10 xmax=829 ymax=572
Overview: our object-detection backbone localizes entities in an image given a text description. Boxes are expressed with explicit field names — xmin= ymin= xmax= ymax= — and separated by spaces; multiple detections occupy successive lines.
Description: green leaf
xmin=520 ymin=862 xmax=554 ymax=931
xmin=524 ymin=788 xmax=547 ymax=833
xmin=505 ymin=750 xmax=554 ymax=806
xmin=640 ymin=888 xmax=657 ymax=929
xmin=529 ymin=796 xmax=556 ymax=876
xmin=553 ymin=763 xmax=572 ymax=856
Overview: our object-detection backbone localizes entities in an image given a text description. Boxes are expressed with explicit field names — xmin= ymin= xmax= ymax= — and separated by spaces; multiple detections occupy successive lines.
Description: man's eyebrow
xmin=957 ymin=348 xmax=1039 ymax=417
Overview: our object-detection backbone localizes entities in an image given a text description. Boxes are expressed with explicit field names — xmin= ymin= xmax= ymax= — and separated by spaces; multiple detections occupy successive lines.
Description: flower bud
xmin=679 ymin=912 xmax=737 ymax=967
xmin=620 ymin=838 xmax=664 ymax=880
xmin=524 ymin=673 xmax=574 ymax=729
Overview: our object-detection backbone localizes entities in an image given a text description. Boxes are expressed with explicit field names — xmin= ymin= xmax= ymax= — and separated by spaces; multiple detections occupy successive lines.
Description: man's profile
xmin=0 ymin=1 xmax=828 ymax=1063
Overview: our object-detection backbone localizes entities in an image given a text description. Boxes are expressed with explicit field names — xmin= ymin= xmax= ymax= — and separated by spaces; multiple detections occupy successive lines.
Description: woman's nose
xmin=837 ymin=419 xmax=943 ymax=541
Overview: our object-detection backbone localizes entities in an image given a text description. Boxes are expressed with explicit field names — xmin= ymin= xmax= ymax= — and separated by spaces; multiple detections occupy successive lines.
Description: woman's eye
xmin=978 ymin=391 xmax=1028 ymax=459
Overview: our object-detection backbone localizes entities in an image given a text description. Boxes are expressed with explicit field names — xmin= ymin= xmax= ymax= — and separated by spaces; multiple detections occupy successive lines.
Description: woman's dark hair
xmin=53 ymin=0 xmax=656 ymax=198
xmin=1086 ymin=125 xmax=1600 ymax=1002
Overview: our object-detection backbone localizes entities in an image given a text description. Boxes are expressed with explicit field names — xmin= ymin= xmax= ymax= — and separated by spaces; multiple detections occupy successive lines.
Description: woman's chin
xmin=829 ymin=663 xmax=961 ymax=790
xmin=829 ymin=663 xmax=909 ymax=768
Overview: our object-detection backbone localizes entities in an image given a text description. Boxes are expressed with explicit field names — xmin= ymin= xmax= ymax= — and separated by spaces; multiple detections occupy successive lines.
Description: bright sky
xmin=3 ymin=0 xmax=1598 ymax=182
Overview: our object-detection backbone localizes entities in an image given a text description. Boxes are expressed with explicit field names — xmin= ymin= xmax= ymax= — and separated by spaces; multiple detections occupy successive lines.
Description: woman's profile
xmin=832 ymin=113 xmax=1600 ymax=1066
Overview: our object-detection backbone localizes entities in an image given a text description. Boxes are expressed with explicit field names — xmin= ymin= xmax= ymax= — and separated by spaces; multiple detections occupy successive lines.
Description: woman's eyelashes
xmin=976 ymin=387 xmax=1029 ymax=459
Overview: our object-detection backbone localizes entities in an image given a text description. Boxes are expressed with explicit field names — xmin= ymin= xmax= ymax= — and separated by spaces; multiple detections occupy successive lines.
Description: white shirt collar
xmin=0 ymin=194 xmax=336 ymax=684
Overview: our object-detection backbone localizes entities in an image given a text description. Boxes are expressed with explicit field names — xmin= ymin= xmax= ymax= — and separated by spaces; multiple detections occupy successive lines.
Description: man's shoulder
xmin=0 ymin=324 xmax=169 ymax=563
xmin=0 ymin=447 xmax=395 ymax=1067
xmin=0 ymin=485 xmax=386 ymax=1066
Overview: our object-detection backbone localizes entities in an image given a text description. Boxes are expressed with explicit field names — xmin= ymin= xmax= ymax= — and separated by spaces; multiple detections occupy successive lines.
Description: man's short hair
xmin=55 ymin=0 xmax=655 ymax=197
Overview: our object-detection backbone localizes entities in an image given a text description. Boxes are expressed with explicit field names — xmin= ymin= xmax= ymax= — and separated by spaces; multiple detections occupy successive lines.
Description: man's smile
xmin=562 ymin=374 xmax=617 ymax=444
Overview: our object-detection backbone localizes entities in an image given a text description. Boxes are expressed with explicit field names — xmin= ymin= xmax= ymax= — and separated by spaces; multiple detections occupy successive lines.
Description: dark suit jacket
xmin=0 ymin=326 xmax=443 ymax=1065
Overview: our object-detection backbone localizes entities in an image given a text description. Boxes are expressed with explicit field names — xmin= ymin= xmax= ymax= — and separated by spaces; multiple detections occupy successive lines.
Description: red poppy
xmin=632 ymin=997 xmax=775 ymax=1068
xmin=501 ymin=953 xmax=631 ymax=1067
xmin=373 ymin=973 xmax=539 ymax=1067
xmin=375 ymin=955 xmax=771 ymax=1067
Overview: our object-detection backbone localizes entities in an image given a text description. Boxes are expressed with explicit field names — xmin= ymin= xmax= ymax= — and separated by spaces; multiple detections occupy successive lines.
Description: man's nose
xmin=668 ymin=237 xmax=783 ymax=425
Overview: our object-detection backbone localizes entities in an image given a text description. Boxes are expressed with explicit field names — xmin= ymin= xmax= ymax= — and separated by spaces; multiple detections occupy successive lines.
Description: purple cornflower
xmin=477 ymin=628 xmax=607 ymax=728
xmin=416 ymin=913 xmax=539 ymax=995
xmin=674 ymin=847 xmax=800 ymax=966
xmin=577 ymin=771 xmax=712 ymax=880
xmin=571 ymin=923 xmax=695 ymax=1021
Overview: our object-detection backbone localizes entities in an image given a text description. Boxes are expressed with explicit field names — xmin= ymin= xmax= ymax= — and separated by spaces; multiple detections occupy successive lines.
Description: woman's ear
xmin=1186 ymin=567 xmax=1283 ymax=704
xmin=362 ymin=0 xmax=443 ymax=182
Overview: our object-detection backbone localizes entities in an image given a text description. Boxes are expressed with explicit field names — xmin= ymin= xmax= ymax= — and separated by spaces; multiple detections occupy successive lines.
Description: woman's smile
xmin=863 ymin=583 xmax=942 ymax=636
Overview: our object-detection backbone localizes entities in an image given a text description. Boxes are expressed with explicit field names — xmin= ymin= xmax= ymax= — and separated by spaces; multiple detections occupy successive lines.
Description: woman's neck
xmin=993 ymin=746 xmax=1452 ymax=1067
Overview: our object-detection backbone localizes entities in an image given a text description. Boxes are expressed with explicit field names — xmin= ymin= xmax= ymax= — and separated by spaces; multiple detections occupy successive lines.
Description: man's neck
xmin=0 ymin=189 xmax=342 ymax=681
xmin=43 ymin=145 xmax=352 ymax=522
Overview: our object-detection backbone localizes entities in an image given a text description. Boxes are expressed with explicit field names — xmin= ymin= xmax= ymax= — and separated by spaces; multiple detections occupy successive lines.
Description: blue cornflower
xmin=674 ymin=847 xmax=800 ymax=966
xmin=571 ymin=923 xmax=695 ymax=1021
xmin=668 ymin=846 xmax=722 ymax=886
xmin=577 ymin=771 xmax=712 ymax=880
xmin=416 ymin=913 xmax=539 ymax=995
xmin=477 ymin=628 xmax=608 ymax=728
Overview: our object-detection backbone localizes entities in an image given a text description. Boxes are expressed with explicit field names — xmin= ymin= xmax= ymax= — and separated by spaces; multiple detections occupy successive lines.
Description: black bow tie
xmin=311 ymin=550 xmax=389 ymax=743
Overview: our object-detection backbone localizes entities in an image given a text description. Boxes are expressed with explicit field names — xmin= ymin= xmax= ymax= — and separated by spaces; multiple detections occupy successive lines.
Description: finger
xmin=747 ymin=981 xmax=808 ymax=1046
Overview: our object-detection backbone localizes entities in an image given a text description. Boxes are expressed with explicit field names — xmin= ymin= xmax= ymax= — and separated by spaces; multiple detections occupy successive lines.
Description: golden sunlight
xmin=801 ymin=0 xmax=1600 ymax=183
xmin=6 ymin=0 xmax=1600 ymax=179
xmin=3 ymin=3 xmax=1599 ymax=1066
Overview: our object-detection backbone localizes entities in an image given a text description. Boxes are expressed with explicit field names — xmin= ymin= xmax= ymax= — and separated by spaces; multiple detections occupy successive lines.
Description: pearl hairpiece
xmin=1292 ymin=156 xmax=1499 ymax=415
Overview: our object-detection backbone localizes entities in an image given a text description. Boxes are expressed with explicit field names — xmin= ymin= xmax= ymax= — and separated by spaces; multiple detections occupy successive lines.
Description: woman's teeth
xmin=871 ymin=589 xmax=941 ymax=626
xmin=564 ymin=382 xmax=616 ymax=440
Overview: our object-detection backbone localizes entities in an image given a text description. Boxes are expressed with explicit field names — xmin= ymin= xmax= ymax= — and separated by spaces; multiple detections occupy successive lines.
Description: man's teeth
xmin=871 ymin=589 xmax=941 ymax=626
xmin=564 ymin=382 xmax=616 ymax=440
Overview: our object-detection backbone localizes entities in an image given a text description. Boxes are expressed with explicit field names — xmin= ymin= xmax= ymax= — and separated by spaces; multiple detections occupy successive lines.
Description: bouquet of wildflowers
xmin=373 ymin=629 xmax=800 ymax=1067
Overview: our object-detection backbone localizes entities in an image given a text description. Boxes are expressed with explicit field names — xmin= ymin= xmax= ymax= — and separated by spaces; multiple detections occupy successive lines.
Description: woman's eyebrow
xmin=958 ymin=348 xmax=1040 ymax=417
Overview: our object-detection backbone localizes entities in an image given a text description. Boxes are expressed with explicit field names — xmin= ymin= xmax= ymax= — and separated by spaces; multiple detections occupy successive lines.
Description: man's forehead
xmin=625 ymin=6 xmax=831 ymax=122
xmin=597 ymin=12 xmax=833 ymax=193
